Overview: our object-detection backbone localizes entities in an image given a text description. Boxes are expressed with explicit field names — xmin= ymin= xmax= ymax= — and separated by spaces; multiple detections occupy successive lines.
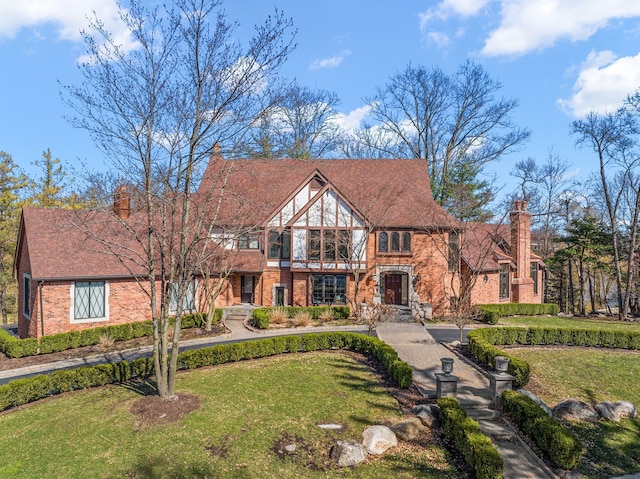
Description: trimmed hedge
xmin=438 ymin=397 xmax=503 ymax=479
xmin=502 ymin=390 xmax=582 ymax=470
xmin=468 ymin=326 xmax=640 ymax=389
xmin=1 ymin=311 xmax=223 ymax=359
xmin=251 ymin=306 xmax=351 ymax=329
xmin=477 ymin=303 xmax=559 ymax=324
xmin=0 ymin=332 xmax=412 ymax=413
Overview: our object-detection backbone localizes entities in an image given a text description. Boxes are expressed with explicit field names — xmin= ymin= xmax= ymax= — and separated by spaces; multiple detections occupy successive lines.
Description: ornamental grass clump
xmin=291 ymin=311 xmax=312 ymax=327
xmin=267 ymin=307 xmax=289 ymax=326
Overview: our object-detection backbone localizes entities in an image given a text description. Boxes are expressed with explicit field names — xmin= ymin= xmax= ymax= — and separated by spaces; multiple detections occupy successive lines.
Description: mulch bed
xmin=131 ymin=392 xmax=201 ymax=429
xmin=0 ymin=323 xmax=228 ymax=371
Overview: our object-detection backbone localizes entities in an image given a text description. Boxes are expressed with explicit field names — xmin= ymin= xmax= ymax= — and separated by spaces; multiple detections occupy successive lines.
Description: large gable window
xmin=73 ymin=281 xmax=106 ymax=321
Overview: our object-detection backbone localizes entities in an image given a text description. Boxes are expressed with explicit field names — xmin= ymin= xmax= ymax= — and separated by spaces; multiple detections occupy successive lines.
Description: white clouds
xmin=481 ymin=1 xmax=640 ymax=57
xmin=558 ymin=50 xmax=640 ymax=117
xmin=332 ymin=105 xmax=371 ymax=134
xmin=419 ymin=0 xmax=490 ymax=28
xmin=309 ymin=50 xmax=352 ymax=71
xmin=0 ymin=0 xmax=136 ymax=54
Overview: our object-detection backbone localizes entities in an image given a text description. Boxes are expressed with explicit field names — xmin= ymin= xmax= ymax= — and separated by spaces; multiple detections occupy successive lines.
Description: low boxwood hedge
xmin=0 ymin=332 xmax=412 ymax=413
xmin=438 ymin=397 xmax=503 ymax=479
xmin=251 ymin=306 xmax=351 ymax=329
xmin=0 ymin=311 xmax=223 ymax=359
xmin=502 ymin=390 xmax=582 ymax=470
xmin=467 ymin=326 xmax=640 ymax=389
xmin=476 ymin=303 xmax=559 ymax=324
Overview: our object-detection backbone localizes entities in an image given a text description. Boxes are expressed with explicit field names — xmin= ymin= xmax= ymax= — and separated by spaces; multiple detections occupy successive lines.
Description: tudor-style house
xmin=14 ymin=156 xmax=543 ymax=338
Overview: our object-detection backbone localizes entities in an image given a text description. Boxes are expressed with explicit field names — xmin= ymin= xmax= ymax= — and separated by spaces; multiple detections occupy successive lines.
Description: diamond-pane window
xmin=74 ymin=281 xmax=105 ymax=319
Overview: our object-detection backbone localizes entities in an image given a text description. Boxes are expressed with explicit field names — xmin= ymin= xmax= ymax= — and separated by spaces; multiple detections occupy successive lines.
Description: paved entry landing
xmin=376 ymin=322 xmax=556 ymax=479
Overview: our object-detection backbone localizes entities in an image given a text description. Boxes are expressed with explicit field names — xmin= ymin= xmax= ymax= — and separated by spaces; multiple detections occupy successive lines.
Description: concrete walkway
xmin=377 ymin=322 xmax=557 ymax=479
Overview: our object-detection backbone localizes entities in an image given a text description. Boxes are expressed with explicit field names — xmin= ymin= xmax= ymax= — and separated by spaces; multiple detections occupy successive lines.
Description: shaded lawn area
xmin=0 ymin=352 xmax=458 ymax=479
xmin=497 ymin=315 xmax=640 ymax=331
xmin=508 ymin=346 xmax=640 ymax=479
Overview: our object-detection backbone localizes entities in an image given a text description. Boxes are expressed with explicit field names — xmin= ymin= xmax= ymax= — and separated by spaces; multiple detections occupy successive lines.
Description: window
xmin=312 ymin=275 xmax=346 ymax=304
xmin=323 ymin=229 xmax=336 ymax=260
xmin=308 ymin=229 xmax=321 ymax=260
xmin=169 ymin=282 xmax=195 ymax=313
xmin=379 ymin=230 xmax=412 ymax=254
xmin=23 ymin=274 xmax=31 ymax=318
xmin=268 ymin=230 xmax=280 ymax=259
xmin=338 ymin=230 xmax=350 ymax=260
xmin=530 ymin=262 xmax=539 ymax=295
xmin=448 ymin=232 xmax=460 ymax=271
xmin=378 ymin=232 xmax=388 ymax=253
xmin=238 ymin=233 xmax=259 ymax=249
xmin=281 ymin=230 xmax=291 ymax=260
xmin=402 ymin=232 xmax=411 ymax=253
xmin=74 ymin=281 xmax=106 ymax=320
xmin=499 ymin=264 xmax=510 ymax=299
xmin=390 ymin=232 xmax=400 ymax=252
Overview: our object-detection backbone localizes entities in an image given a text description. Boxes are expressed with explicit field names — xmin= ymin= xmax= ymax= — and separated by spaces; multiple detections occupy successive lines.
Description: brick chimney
xmin=113 ymin=184 xmax=131 ymax=219
xmin=510 ymin=200 xmax=533 ymax=302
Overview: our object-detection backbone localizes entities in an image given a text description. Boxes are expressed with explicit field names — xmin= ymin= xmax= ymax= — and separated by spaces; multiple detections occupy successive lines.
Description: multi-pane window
xmin=308 ymin=229 xmax=321 ymax=260
xmin=23 ymin=275 xmax=31 ymax=318
xmin=323 ymin=230 xmax=336 ymax=260
xmin=312 ymin=275 xmax=346 ymax=304
xmin=448 ymin=232 xmax=460 ymax=271
xmin=74 ymin=281 xmax=105 ymax=320
xmin=499 ymin=264 xmax=510 ymax=299
xmin=169 ymin=282 xmax=195 ymax=313
xmin=530 ymin=262 xmax=539 ymax=295
xmin=268 ymin=230 xmax=291 ymax=260
xmin=338 ymin=230 xmax=350 ymax=260
xmin=378 ymin=230 xmax=411 ymax=254
xmin=238 ymin=233 xmax=259 ymax=249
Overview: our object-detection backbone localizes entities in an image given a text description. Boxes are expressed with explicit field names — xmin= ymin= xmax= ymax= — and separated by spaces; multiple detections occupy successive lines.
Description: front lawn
xmin=498 ymin=315 xmax=640 ymax=331
xmin=0 ymin=352 xmax=458 ymax=479
xmin=509 ymin=346 xmax=640 ymax=478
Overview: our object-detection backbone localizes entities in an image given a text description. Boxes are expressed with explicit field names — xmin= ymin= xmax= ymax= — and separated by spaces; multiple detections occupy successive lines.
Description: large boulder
xmin=516 ymin=389 xmax=552 ymax=417
xmin=412 ymin=404 xmax=440 ymax=428
xmin=553 ymin=399 xmax=599 ymax=422
xmin=362 ymin=425 xmax=397 ymax=455
xmin=390 ymin=417 xmax=425 ymax=441
xmin=594 ymin=401 xmax=637 ymax=422
xmin=330 ymin=440 xmax=368 ymax=467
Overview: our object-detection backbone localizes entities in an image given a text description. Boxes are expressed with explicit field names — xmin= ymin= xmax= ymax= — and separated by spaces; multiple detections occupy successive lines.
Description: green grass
xmin=510 ymin=346 xmax=640 ymax=479
xmin=498 ymin=315 xmax=640 ymax=331
xmin=0 ymin=352 xmax=458 ymax=479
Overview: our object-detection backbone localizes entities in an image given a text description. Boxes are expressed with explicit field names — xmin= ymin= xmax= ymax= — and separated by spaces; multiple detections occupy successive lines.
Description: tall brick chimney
xmin=113 ymin=184 xmax=131 ymax=219
xmin=510 ymin=199 xmax=533 ymax=303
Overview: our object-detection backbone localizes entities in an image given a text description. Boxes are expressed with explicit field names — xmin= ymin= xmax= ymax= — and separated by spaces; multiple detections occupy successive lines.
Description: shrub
xmin=502 ymin=390 xmax=582 ymax=469
xmin=291 ymin=311 xmax=312 ymax=327
xmin=438 ymin=398 xmax=503 ymax=479
xmin=319 ymin=309 xmax=336 ymax=323
xmin=251 ymin=309 xmax=270 ymax=329
xmin=98 ymin=332 xmax=115 ymax=349
xmin=477 ymin=303 xmax=559 ymax=322
xmin=267 ymin=307 xmax=289 ymax=325
xmin=0 ymin=328 xmax=38 ymax=358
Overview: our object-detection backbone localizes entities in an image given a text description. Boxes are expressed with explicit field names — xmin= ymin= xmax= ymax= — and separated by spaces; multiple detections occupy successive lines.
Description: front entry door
xmin=384 ymin=274 xmax=403 ymax=305
xmin=241 ymin=275 xmax=254 ymax=304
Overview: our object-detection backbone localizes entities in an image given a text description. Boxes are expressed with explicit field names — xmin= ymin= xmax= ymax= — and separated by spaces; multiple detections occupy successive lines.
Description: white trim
xmin=70 ymin=281 xmax=110 ymax=324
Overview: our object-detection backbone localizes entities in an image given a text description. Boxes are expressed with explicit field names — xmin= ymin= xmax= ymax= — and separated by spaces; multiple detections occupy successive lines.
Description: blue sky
xmin=2 ymin=0 xmax=640 ymax=198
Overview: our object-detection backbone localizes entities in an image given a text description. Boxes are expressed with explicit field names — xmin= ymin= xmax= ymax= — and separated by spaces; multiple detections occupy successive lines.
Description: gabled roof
xmin=16 ymin=207 xmax=148 ymax=281
xmin=461 ymin=221 xmax=544 ymax=273
xmin=197 ymin=157 xmax=456 ymax=228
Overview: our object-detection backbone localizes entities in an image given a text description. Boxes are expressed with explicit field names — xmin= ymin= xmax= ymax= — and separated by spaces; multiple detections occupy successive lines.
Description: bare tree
xmin=571 ymin=107 xmax=640 ymax=320
xmin=62 ymin=0 xmax=294 ymax=399
xmin=241 ymin=81 xmax=344 ymax=159
xmin=347 ymin=61 xmax=530 ymax=219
